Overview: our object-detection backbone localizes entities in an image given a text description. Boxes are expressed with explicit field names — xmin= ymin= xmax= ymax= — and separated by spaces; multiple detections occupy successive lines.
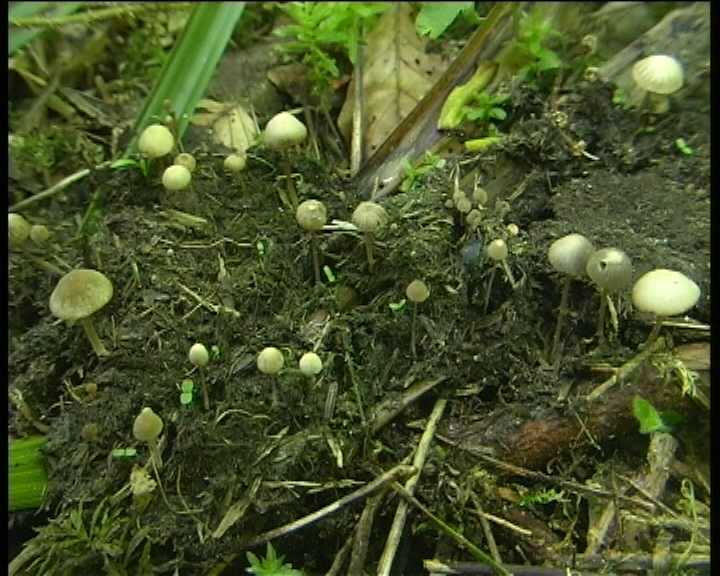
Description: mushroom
xmin=257 ymin=346 xmax=285 ymax=405
xmin=632 ymin=54 xmax=684 ymax=114
xmin=296 ymin=199 xmax=328 ymax=284
xmin=162 ymin=164 xmax=191 ymax=191
xmin=487 ymin=238 xmax=517 ymax=287
xmin=188 ymin=343 xmax=210 ymax=410
xmin=224 ymin=153 xmax=247 ymax=173
xmin=632 ymin=269 xmax=700 ymax=345
xmin=174 ymin=152 xmax=197 ymax=172
xmin=406 ymin=279 xmax=430 ymax=357
xmin=586 ymin=247 xmax=633 ymax=345
xmin=133 ymin=407 xmax=164 ymax=469
xmin=8 ymin=213 xmax=31 ymax=249
xmin=9 ymin=214 xmax=63 ymax=275
xmin=352 ymin=201 xmax=388 ymax=273
xmin=299 ymin=351 xmax=323 ymax=383
xmin=263 ymin=111 xmax=308 ymax=210
xmin=547 ymin=233 xmax=595 ymax=363
xmin=138 ymin=124 xmax=174 ymax=159
xmin=49 ymin=269 xmax=114 ymax=357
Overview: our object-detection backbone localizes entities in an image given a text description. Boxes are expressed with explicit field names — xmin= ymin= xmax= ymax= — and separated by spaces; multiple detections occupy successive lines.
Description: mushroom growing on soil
xmin=9 ymin=214 xmax=64 ymax=275
xmin=296 ymin=199 xmax=328 ymax=284
xmin=547 ymin=233 xmax=595 ymax=363
xmin=263 ymin=111 xmax=308 ymax=210
xmin=299 ymin=351 xmax=323 ymax=383
xmin=224 ymin=153 xmax=247 ymax=174
xmin=162 ymin=164 xmax=192 ymax=191
xmin=352 ymin=201 xmax=388 ymax=273
xmin=188 ymin=342 xmax=211 ymax=410
xmin=50 ymin=269 xmax=114 ymax=357
xmin=632 ymin=269 xmax=700 ymax=345
xmin=586 ymin=247 xmax=633 ymax=345
xmin=133 ymin=407 xmax=164 ymax=469
xmin=174 ymin=152 xmax=197 ymax=172
xmin=257 ymin=346 xmax=285 ymax=405
xmin=138 ymin=124 xmax=174 ymax=159
xmin=406 ymin=279 xmax=430 ymax=358
xmin=632 ymin=54 xmax=684 ymax=114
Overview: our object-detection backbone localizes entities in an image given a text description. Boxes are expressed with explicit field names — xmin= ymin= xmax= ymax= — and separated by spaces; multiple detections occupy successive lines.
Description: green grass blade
xmin=9 ymin=436 xmax=48 ymax=511
xmin=125 ymin=2 xmax=246 ymax=156
xmin=9 ymin=3 xmax=85 ymax=55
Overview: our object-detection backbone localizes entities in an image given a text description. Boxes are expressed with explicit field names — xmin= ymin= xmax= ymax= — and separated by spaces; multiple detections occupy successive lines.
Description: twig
xmin=469 ymin=493 xmax=502 ymax=565
xmin=243 ymin=464 xmax=417 ymax=548
xmin=348 ymin=490 xmax=386 ymax=576
xmin=10 ymin=3 xmax=193 ymax=28
xmin=391 ymin=482 xmax=511 ymax=576
xmin=325 ymin=530 xmax=355 ymax=576
xmin=377 ymin=397 xmax=447 ymax=576
xmin=586 ymin=336 xmax=665 ymax=401
xmin=369 ymin=376 xmax=446 ymax=435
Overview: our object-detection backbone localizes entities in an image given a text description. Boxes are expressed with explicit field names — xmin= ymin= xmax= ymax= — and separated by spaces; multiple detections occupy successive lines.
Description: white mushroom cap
xmin=299 ymin=352 xmax=323 ymax=376
xmin=8 ymin=213 xmax=31 ymax=248
xmin=162 ymin=165 xmax=192 ymax=191
xmin=296 ymin=199 xmax=328 ymax=232
xmin=632 ymin=269 xmax=700 ymax=317
xmin=224 ymin=153 xmax=247 ymax=173
xmin=406 ymin=279 xmax=430 ymax=303
xmin=352 ymin=201 xmax=388 ymax=233
xmin=50 ymin=269 xmax=113 ymax=321
xmin=548 ymin=233 xmax=595 ymax=278
xmin=486 ymin=239 xmax=508 ymax=262
xmin=138 ymin=124 xmax=174 ymax=158
xmin=257 ymin=347 xmax=284 ymax=375
xmin=632 ymin=55 xmax=684 ymax=95
xmin=133 ymin=407 xmax=164 ymax=443
xmin=188 ymin=343 xmax=210 ymax=367
xmin=264 ymin=112 xmax=307 ymax=149
xmin=586 ymin=247 xmax=633 ymax=293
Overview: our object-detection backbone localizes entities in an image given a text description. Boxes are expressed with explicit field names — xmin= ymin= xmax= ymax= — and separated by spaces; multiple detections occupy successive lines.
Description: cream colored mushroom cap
xmin=632 ymin=269 xmax=700 ymax=317
xmin=632 ymin=55 xmax=684 ymax=95
xmin=548 ymin=233 xmax=595 ymax=278
xmin=257 ymin=347 xmax=284 ymax=374
xmin=50 ymin=269 xmax=113 ymax=321
xmin=264 ymin=112 xmax=307 ymax=148
xmin=406 ymin=279 xmax=430 ymax=303
xmin=352 ymin=201 xmax=388 ymax=233
xmin=138 ymin=124 xmax=174 ymax=158
xmin=133 ymin=407 xmax=164 ymax=442
xmin=162 ymin=164 xmax=192 ymax=191
xmin=299 ymin=352 xmax=323 ymax=376
xmin=296 ymin=199 xmax=328 ymax=231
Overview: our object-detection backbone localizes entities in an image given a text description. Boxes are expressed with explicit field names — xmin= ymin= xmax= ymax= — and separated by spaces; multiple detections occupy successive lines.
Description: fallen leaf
xmin=337 ymin=4 xmax=446 ymax=159
xmin=191 ymin=98 xmax=258 ymax=153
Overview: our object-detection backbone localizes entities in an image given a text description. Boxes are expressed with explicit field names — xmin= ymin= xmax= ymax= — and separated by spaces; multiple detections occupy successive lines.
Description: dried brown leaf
xmin=191 ymin=98 xmax=258 ymax=152
xmin=337 ymin=4 xmax=446 ymax=159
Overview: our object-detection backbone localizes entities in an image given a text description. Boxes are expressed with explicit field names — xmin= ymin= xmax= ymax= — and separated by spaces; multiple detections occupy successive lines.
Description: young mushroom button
xmin=50 ymin=269 xmax=114 ymax=357
xmin=352 ymin=201 xmax=388 ymax=273
xmin=263 ymin=112 xmax=308 ymax=149
xmin=631 ymin=54 xmax=684 ymax=114
xmin=138 ymin=124 xmax=174 ymax=158
xmin=586 ymin=247 xmax=632 ymax=345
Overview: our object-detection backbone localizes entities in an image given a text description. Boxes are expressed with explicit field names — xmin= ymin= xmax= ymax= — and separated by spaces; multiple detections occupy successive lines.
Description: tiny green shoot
xmin=415 ymin=2 xmax=479 ymax=39
xmin=246 ymin=542 xmax=304 ymax=576
xmin=389 ymin=299 xmax=407 ymax=312
xmin=675 ymin=138 xmax=694 ymax=156
xmin=632 ymin=395 xmax=683 ymax=434
xmin=323 ymin=265 xmax=337 ymax=283
xmin=211 ymin=345 xmax=221 ymax=360
xmin=180 ymin=379 xmax=195 ymax=406
xmin=111 ymin=447 xmax=138 ymax=459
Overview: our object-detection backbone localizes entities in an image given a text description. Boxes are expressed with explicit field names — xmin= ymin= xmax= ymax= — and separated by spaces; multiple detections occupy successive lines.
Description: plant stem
xmin=501 ymin=260 xmax=517 ymax=288
xmin=363 ymin=233 xmax=375 ymax=272
xmin=550 ymin=277 xmax=571 ymax=364
xmin=10 ymin=3 xmax=193 ymax=28
xmin=596 ymin=289 xmax=607 ymax=346
xmin=79 ymin=317 xmax=109 ymax=357
xmin=310 ymin=232 xmax=321 ymax=284
xmin=201 ymin=376 xmax=210 ymax=411
xmin=410 ymin=304 xmax=418 ymax=358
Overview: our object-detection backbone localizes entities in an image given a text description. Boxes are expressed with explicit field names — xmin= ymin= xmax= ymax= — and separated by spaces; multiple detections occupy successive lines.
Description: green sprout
xmin=111 ymin=447 xmax=138 ymax=460
xmin=246 ymin=542 xmax=304 ymax=576
xmin=400 ymin=152 xmax=444 ymax=192
xmin=322 ymin=265 xmax=337 ymax=283
xmin=180 ymin=379 xmax=195 ymax=406
xmin=389 ymin=299 xmax=407 ymax=312
xmin=632 ymin=395 xmax=684 ymax=434
xmin=675 ymin=138 xmax=694 ymax=156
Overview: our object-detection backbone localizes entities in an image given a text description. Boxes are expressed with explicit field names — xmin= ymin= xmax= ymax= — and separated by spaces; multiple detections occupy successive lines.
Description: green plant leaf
xmin=181 ymin=379 xmax=195 ymax=393
xmin=9 ymin=436 xmax=48 ymax=511
xmin=180 ymin=392 xmax=193 ymax=405
xmin=416 ymin=1 xmax=475 ymax=39
xmin=632 ymin=395 xmax=668 ymax=434
xmin=9 ymin=2 xmax=85 ymax=55
xmin=125 ymin=3 xmax=245 ymax=156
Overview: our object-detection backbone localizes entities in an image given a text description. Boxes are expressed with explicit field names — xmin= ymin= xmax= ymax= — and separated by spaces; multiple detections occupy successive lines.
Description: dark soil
xmin=9 ymin=38 xmax=710 ymax=576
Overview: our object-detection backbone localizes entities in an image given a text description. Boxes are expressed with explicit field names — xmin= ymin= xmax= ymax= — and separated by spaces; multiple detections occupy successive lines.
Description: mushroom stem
xmin=79 ymin=317 xmax=109 ymax=357
xmin=363 ymin=233 xmax=375 ymax=273
xmin=647 ymin=92 xmax=670 ymax=114
xmin=201 ymin=376 xmax=210 ymax=411
xmin=500 ymin=260 xmax=517 ymax=289
xmin=596 ymin=290 xmax=607 ymax=346
xmin=410 ymin=304 xmax=418 ymax=358
xmin=551 ymin=277 xmax=572 ymax=364
xmin=281 ymin=157 xmax=299 ymax=210
xmin=148 ymin=438 xmax=163 ymax=470
xmin=483 ymin=268 xmax=496 ymax=314
xmin=309 ymin=232 xmax=321 ymax=284
xmin=644 ymin=319 xmax=664 ymax=348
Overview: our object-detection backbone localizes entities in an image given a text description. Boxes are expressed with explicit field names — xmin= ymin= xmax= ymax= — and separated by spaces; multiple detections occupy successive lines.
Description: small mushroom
xmin=632 ymin=269 xmax=700 ymax=345
xmin=632 ymin=54 xmax=684 ymax=114
xmin=174 ymin=152 xmax=197 ymax=172
xmin=547 ymin=233 xmax=595 ymax=363
xmin=352 ymin=201 xmax=388 ymax=273
xmin=487 ymin=238 xmax=517 ymax=288
xmin=586 ymin=247 xmax=633 ymax=345
xmin=257 ymin=346 xmax=284 ymax=406
xmin=224 ymin=153 xmax=247 ymax=173
xmin=296 ymin=199 xmax=328 ymax=284
xmin=264 ymin=111 xmax=307 ymax=210
xmin=406 ymin=279 xmax=430 ymax=357
xmin=299 ymin=351 xmax=323 ymax=383
xmin=188 ymin=343 xmax=210 ymax=410
xmin=162 ymin=164 xmax=192 ymax=191
xmin=133 ymin=407 xmax=164 ymax=469
xmin=138 ymin=124 xmax=174 ymax=158
xmin=50 ymin=269 xmax=114 ymax=357
xmin=8 ymin=213 xmax=31 ymax=249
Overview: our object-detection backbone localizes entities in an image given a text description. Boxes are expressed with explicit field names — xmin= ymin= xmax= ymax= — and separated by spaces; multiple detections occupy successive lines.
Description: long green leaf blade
xmin=9 ymin=3 xmax=85 ymax=55
xmin=9 ymin=436 xmax=48 ymax=511
xmin=125 ymin=2 xmax=245 ymax=156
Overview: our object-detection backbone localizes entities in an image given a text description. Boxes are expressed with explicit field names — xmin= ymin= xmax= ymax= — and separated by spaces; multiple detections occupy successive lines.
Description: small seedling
xmin=388 ymin=299 xmax=406 ymax=312
xmin=111 ymin=447 xmax=138 ymax=460
xmin=322 ymin=265 xmax=337 ymax=283
xmin=180 ymin=379 xmax=194 ymax=406
xmin=632 ymin=395 xmax=683 ymax=434
xmin=246 ymin=542 xmax=303 ymax=576
xmin=675 ymin=138 xmax=694 ymax=156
